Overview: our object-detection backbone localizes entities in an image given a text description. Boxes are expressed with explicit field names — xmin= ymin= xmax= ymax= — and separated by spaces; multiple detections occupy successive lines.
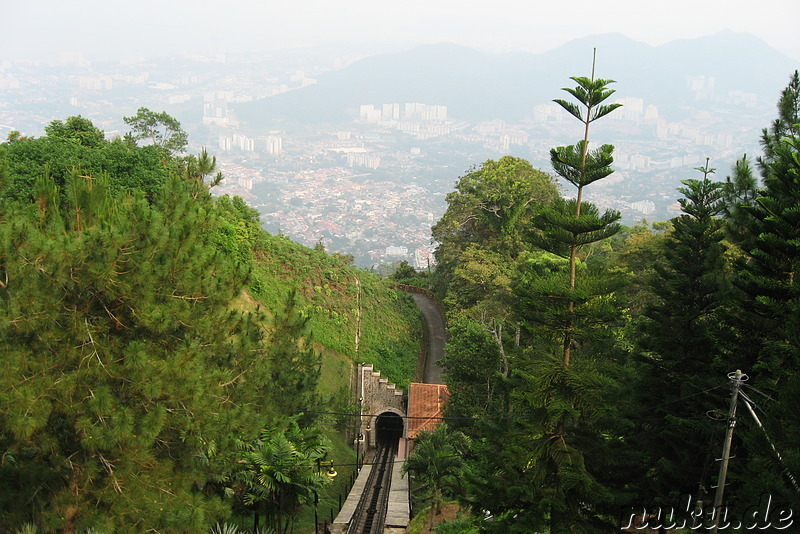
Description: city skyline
xmin=1 ymin=25 xmax=797 ymax=268
xmin=3 ymin=0 xmax=800 ymax=63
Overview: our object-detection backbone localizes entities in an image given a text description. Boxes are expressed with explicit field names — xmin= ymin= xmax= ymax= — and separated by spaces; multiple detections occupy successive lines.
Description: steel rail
xmin=347 ymin=442 xmax=396 ymax=534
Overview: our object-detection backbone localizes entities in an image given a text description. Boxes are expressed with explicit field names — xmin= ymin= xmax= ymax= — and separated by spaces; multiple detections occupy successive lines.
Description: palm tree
xmin=402 ymin=424 xmax=470 ymax=529
xmin=233 ymin=421 xmax=331 ymax=534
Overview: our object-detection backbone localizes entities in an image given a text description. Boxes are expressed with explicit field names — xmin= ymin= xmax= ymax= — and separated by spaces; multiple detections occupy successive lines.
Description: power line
xmin=302 ymin=382 xmax=730 ymax=428
xmin=649 ymin=383 xmax=728 ymax=411
xmin=742 ymin=383 xmax=776 ymax=403
xmin=297 ymin=409 xmax=477 ymax=421
xmin=739 ymin=393 xmax=800 ymax=493
xmin=739 ymin=390 xmax=769 ymax=418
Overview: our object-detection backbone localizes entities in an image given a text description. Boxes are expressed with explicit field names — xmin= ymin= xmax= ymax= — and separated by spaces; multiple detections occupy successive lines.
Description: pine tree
xmin=0 ymin=173 xmax=277 ymax=531
xmin=721 ymin=154 xmax=761 ymax=245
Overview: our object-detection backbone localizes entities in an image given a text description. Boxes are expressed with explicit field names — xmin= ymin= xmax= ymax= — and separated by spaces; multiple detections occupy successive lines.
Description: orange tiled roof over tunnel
xmin=407 ymin=382 xmax=449 ymax=439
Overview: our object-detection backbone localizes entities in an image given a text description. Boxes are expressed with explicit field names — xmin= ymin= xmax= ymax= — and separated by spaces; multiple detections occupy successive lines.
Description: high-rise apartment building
xmin=267 ymin=136 xmax=283 ymax=156
xmin=203 ymin=93 xmax=229 ymax=125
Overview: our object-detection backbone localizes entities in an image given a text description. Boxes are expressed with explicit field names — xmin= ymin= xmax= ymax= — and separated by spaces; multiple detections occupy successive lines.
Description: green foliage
xmin=433 ymin=517 xmax=480 ymax=534
xmin=436 ymin=54 xmax=626 ymax=533
xmin=123 ymin=107 xmax=188 ymax=154
xmin=553 ymin=75 xmax=623 ymax=126
xmin=0 ymin=112 xmax=424 ymax=531
xmin=536 ymin=53 xmax=622 ymax=368
xmin=443 ymin=245 xmax=513 ymax=315
xmin=182 ymin=147 xmax=224 ymax=187
xmin=230 ymin=421 xmax=331 ymax=534
xmin=404 ymin=424 xmax=470 ymax=528
xmin=262 ymin=290 xmax=323 ymax=416
xmin=0 ymin=134 xmax=170 ymax=202
xmin=516 ymin=263 xmax=624 ymax=345
xmin=609 ymin=222 xmax=671 ymax=314
xmin=427 ymin=63 xmax=800 ymax=534
xmin=549 ymin=140 xmax=616 ymax=190
xmin=533 ymin=197 xmax=621 ymax=258
xmin=625 ymin=161 xmax=731 ymax=506
xmin=44 ymin=116 xmax=106 ymax=148
xmin=389 ymin=260 xmax=419 ymax=283
xmin=757 ymin=70 xmax=800 ymax=174
xmin=0 ymin=173 xmax=289 ymax=530
xmin=431 ymin=156 xmax=558 ymax=296
xmin=441 ymin=317 xmax=506 ymax=423
xmin=723 ymin=71 xmax=800 ymax=513
xmin=209 ymin=524 xmax=276 ymax=534
xmin=504 ymin=57 xmax=624 ymax=531
xmin=247 ymin=228 xmax=421 ymax=387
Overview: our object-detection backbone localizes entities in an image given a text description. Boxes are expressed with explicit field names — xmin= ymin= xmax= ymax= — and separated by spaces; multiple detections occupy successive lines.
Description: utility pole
xmin=710 ymin=370 xmax=746 ymax=534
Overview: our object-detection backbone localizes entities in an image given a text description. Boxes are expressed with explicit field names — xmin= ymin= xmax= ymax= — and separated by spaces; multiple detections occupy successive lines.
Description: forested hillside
xmin=0 ymin=114 xmax=421 ymax=532
xmin=404 ymin=69 xmax=800 ymax=532
xmin=4 ymin=64 xmax=800 ymax=534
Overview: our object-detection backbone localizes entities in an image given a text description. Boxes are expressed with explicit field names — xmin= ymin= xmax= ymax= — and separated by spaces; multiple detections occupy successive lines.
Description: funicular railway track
xmin=347 ymin=442 xmax=397 ymax=534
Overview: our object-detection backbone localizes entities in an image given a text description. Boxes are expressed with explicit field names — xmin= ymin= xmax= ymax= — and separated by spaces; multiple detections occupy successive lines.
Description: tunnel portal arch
xmin=364 ymin=407 xmax=408 ymax=458
xmin=375 ymin=411 xmax=404 ymax=446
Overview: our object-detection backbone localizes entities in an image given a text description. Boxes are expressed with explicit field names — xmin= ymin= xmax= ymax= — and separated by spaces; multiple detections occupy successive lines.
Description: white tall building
xmin=233 ymin=134 xmax=255 ymax=152
xmin=79 ymin=75 xmax=112 ymax=90
xmin=203 ymin=93 xmax=229 ymax=125
xmin=267 ymin=136 xmax=283 ymax=156
xmin=382 ymin=103 xmax=401 ymax=120
xmin=359 ymin=105 xmax=381 ymax=122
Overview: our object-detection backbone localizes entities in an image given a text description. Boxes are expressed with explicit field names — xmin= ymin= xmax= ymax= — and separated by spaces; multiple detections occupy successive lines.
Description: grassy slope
xmin=242 ymin=231 xmax=422 ymax=531
xmin=251 ymin=231 xmax=422 ymax=390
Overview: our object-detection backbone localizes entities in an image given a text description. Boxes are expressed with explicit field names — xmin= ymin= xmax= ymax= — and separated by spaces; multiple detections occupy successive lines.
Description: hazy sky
xmin=3 ymin=0 xmax=799 ymax=62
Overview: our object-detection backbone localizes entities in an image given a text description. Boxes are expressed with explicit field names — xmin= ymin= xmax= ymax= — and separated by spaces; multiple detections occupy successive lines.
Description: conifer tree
xmin=483 ymin=52 xmax=624 ymax=533
xmin=726 ymin=71 xmax=800 ymax=512
xmin=533 ymin=49 xmax=623 ymax=366
xmin=721 ymin=154 xmax=761 ymax=245
xmin=0 ymin=172 xmax=276 ymax=531
xmin=630 ymin=160 xmax=730 ymax=506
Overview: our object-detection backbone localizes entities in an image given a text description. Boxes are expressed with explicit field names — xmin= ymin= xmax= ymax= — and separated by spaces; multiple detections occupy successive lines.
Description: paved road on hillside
xmin=410 ymin=293 xmax=446 ymax=384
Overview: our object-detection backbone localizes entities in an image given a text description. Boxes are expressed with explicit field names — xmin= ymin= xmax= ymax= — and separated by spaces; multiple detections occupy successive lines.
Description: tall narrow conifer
xmin=727 ymin=71 xmax=800 ymax=512
xmin=631 ymin=160 xmax=729 ymax=505
xmin=501 ymin=51 xmax=624 ymax=532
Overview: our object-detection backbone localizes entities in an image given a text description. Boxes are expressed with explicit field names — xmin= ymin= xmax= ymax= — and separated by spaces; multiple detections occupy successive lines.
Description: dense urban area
xmin=0 ymin=43 xmax=773 ymax=267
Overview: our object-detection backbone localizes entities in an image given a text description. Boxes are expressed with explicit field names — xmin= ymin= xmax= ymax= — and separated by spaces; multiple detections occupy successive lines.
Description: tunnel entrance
xmin=375 ymin=411 xmax=404 ymax=446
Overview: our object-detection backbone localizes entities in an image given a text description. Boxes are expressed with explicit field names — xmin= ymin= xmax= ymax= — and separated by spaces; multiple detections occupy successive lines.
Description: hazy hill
xmin=236 ymin=31 xmax=798 ymax=127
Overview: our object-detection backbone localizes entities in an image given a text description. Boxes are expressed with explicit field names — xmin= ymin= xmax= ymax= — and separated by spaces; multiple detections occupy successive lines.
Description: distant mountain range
xmin=236 ymin=31 xmax=799 ymax=128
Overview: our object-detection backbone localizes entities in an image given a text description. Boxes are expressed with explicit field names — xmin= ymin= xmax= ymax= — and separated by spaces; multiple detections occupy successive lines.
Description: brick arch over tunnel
xmin=358 ymin=364 xmax=408 ymax=458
